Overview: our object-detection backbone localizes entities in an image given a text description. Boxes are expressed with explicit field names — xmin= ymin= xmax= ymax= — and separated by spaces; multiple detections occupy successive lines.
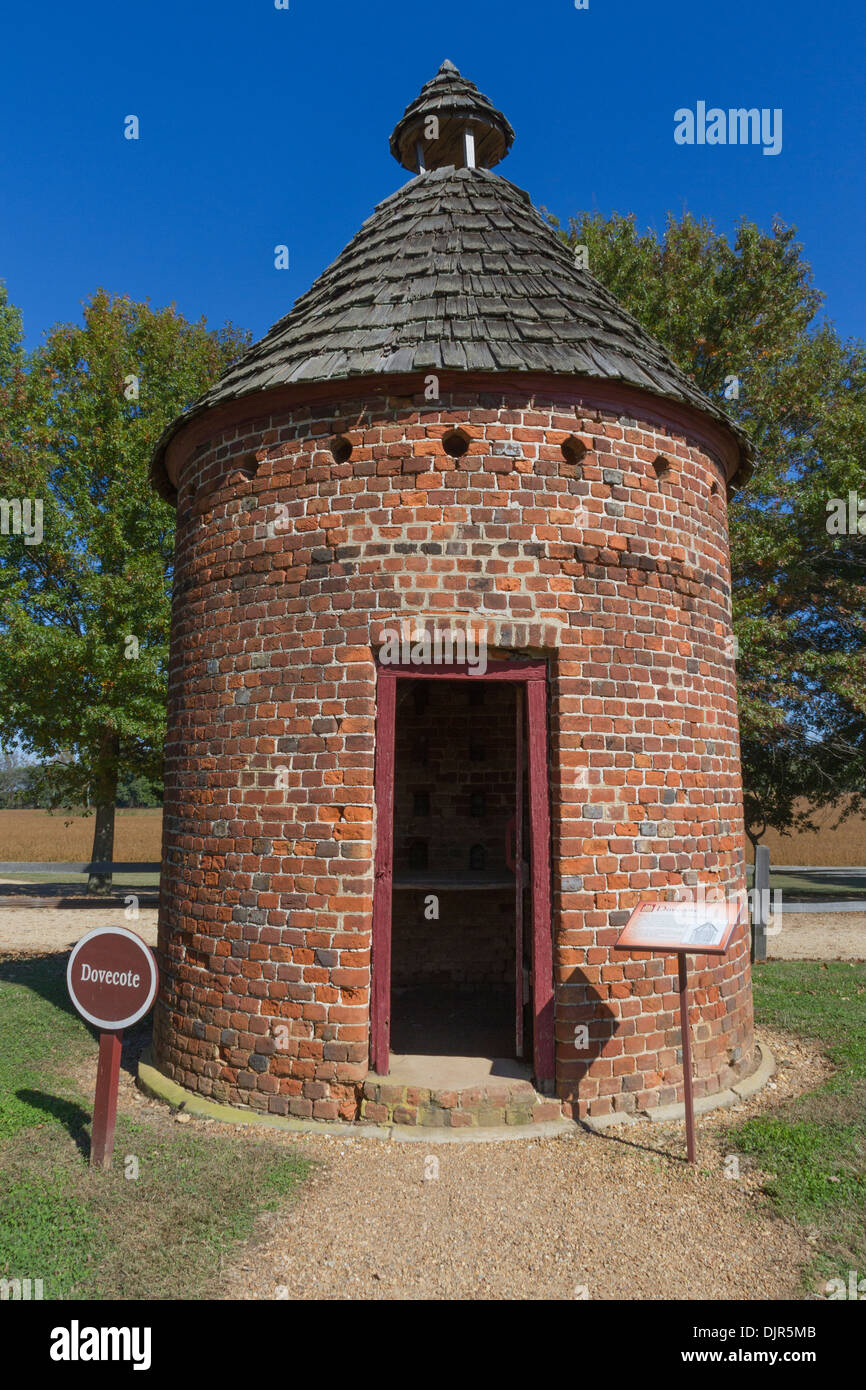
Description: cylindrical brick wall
xmin=153 ymin=379 xmax=754 ymax=1123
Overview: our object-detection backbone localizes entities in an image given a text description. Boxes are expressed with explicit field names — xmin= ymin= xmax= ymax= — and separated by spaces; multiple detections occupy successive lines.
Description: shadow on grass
xmin=15 ymin=1089 xmax=91 ymax=1157
xmin=0 ymin=951 xmax=84 ymax=1025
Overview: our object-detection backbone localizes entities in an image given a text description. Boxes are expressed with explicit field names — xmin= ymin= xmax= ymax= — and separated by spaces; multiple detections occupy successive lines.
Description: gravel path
xmin=213 ymin=1027 xmax=823 ymax=1302
xmin=216 ymin=1122 xmax=808 ymax=1301
xmin=767 ymin=911 xmax=866 ymax=960
xmin=0 ymin=907 xmax=158 ymax=954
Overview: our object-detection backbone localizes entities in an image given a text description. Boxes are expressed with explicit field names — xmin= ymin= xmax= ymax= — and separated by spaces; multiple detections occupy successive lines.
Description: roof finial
xmin=389 ymin=62 xmax=515 ymax=174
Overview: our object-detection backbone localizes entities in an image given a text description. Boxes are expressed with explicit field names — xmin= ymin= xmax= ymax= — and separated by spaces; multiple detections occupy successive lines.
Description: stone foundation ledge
xmin=137 ymin=1045 xmax=774 ymax=1143
xmin=580 ymin=1039 xmax=776 ymax=1134
xmin=137 ymin=1049 xmax=577 ymax=1144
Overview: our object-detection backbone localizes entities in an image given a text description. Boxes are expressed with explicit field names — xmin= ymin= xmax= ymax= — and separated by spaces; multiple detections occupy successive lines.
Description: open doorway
xmin=371 ymin=660 xmax=554 ymax=1087
xmin=389 ymin=676 xmax=528 ymax=1060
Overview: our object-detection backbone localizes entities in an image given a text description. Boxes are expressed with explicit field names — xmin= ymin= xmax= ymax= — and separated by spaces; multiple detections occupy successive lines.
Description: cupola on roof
xmin=389 ymin=59 xmax=515 ymax=172
xmin=150 ymin=61 xmax=750 ymax=498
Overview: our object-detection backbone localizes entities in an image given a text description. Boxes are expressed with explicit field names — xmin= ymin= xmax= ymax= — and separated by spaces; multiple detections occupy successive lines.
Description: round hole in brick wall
xmin=442 ymin=428 xmax=471 ymax=459
xmin=329 ymin=435 xmax=353 ymax=464
xmin=652 ymin=454 xmax=673 ymax=486
xmin=711 ymin=480 xmax=721 ymax=498
xmin=227 ymin=453 xmax=260 ymax=486
xmin=561 ymin=435 xmax=587 ymax=470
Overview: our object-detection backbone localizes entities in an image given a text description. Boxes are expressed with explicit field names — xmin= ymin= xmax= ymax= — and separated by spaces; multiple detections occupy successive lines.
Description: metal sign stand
xmin=677 ymin=956 xmax=697 ymax=1164
xmin=615 ymin=900 xmax=744 ymax=1166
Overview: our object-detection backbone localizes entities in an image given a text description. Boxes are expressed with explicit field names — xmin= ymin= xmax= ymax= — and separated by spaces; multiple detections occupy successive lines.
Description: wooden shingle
xmin=151 ymin=64 xmax=750 ymax=497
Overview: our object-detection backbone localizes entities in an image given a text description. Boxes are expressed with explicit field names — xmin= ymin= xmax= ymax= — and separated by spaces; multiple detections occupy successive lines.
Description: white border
xmin=66 ymin=925 xmax=158 ymax=1031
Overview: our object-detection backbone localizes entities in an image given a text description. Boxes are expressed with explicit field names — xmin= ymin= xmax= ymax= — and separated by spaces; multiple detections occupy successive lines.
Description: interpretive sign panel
xmin=614 ymin=900 xmax=742 ymax=956
xmin=614 ymin=899 xmax=742 ymax=1164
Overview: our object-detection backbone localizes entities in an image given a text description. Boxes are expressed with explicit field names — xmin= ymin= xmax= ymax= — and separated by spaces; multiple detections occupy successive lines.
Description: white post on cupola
xmin=464 ymin=127 xmax=476 ymax=168
xmin=416 ymin=140 xmax=427 ymax=173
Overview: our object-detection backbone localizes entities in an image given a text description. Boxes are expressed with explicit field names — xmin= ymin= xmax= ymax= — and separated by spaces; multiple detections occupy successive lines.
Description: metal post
xmin=678 ymin=957 xmax=696 ymax=1164
xmin=753 ymin=844 xmax=770 ymax=963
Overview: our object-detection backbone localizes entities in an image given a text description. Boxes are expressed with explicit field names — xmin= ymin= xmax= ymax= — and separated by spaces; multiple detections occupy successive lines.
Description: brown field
xmin=760 ymin=799 xmax=866 ymax=866
xmin=0 ymin=808 xmax=163 ymax=862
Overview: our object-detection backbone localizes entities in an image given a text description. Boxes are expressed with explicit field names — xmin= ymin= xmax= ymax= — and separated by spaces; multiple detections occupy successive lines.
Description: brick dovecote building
xmin=149 ymin=61 xmax=755 ymax=1128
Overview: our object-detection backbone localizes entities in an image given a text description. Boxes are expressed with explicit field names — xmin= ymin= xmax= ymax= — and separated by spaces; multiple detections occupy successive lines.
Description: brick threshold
xmin=360 ymin=1064 xmax=561 ymax=1128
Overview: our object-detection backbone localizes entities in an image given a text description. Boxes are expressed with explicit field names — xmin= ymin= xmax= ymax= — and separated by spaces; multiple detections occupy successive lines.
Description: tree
xmin=116 ymin=770 xmax=162 ymax=808
xmin=0 ymin=289 xmax=249 ymax=888
xmin=548 ymin=210 xmax=866 ymax=846
xmin=0 ymin=280 xmax=24 ymax=386
xmin=0 ymin=746 xmax=38 ymax=808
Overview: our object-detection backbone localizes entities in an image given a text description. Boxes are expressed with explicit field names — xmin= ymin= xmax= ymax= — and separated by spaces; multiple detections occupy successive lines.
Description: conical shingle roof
xmin=151 ymin=63 xmax=750 ymax=497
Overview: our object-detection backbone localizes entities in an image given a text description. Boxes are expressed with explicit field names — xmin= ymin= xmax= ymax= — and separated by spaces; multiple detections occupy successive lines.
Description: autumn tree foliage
xmin=0 ymin=289 xmax=249 ymax=886
xmin=552 ymin=212 xmax=865 ymax=843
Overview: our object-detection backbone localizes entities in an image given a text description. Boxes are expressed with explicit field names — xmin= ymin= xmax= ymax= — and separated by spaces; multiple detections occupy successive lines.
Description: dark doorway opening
xmin=388 ymin=677 xmax=529 ymax=1060
xmin=371 ymin=658 xmax=554 ymax=1086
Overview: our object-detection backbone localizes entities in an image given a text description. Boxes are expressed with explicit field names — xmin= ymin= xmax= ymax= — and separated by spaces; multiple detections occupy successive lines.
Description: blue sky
xmin=2 ymin=0 xmax=864 ymax=350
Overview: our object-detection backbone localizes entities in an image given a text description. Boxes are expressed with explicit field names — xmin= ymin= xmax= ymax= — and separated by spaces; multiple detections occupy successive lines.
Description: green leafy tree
xmin=550 ymin=211 xmax=866 ymax=846
xmin=0 ymin=289 xmax=249 ymax=888
xmin=0 ymin=280 xmax=24 ymax=385
xmin=0 ymin=280 xmax=27 ymax=487
xmin=0 ymin=746 xmax=37 ymax=809
xmin=116 ymin=770 xmax=162 ymax=809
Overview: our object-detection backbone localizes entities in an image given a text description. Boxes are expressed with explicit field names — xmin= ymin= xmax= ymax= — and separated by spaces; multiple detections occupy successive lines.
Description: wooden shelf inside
xmin=393 ymin=866 xmax=528 ymax=892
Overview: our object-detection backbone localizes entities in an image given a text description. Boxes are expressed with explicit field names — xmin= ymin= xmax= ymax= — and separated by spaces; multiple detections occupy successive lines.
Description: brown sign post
xmin=66 ymin=927 xmax=158 ymax=1168
xmin=615 ymin=901 xmax=743 ymax=1164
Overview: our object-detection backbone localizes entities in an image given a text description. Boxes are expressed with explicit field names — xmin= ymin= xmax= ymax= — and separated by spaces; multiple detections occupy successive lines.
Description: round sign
xmin=67 ymin=926 xmax=158 ymax=1031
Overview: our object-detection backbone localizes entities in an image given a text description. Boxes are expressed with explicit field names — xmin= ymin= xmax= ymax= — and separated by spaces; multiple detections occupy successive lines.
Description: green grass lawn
xmin=728 ymin=960 xmax=866 ymax=1292
xmin=0 ymin=954 xmax=310 ymax=1300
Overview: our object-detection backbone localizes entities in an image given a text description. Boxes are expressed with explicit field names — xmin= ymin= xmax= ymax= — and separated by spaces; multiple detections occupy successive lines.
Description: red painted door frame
xmin=371 ymin=671 xmax=396 ymax=1073
xmin=370 ymin=659 xmax=554 ymax=1084
xmin=511 ymin=687 xmax=525 ymax=1059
